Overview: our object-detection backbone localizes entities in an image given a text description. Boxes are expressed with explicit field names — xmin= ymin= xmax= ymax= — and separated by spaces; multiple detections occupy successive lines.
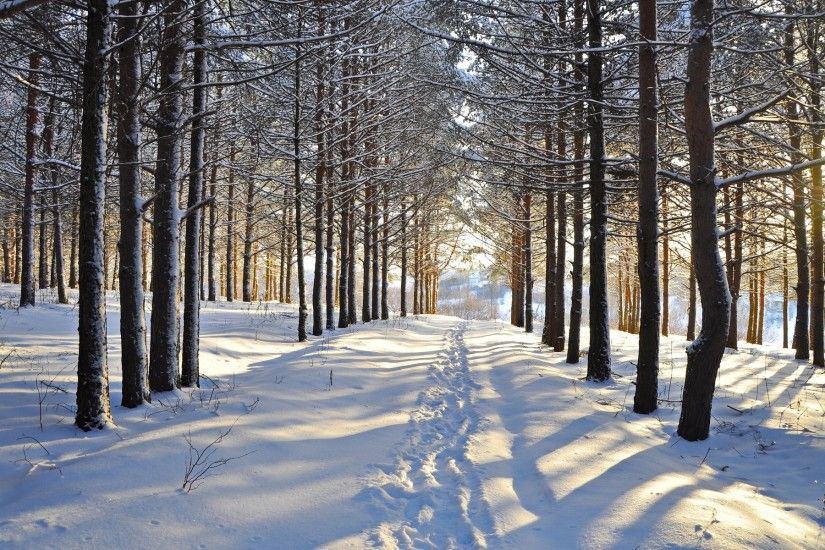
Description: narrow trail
xmin=363 ymin=321 xmax=492 ymax=548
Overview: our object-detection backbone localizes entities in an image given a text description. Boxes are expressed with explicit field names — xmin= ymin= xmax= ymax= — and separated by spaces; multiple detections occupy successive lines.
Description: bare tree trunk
xmin=586 ymin=0 xmax=611 ymax=381
xmin=543 ymin=133 xmax=556 ymax=345
xmin=116 ymin=0 xmax=148 ymax=406
xmin=678 ymin=0 xmax=732 ymax=441
xmin=566 ymin=0 xmax=585 ymax=364
xmin=181 ymin=0 xmax=207 ymax=388
xmin=226 ymin=151 xmax=236 ymax=302
xmin=294 ymin=16 xmax=308 ymax=342
xmin=286 ymin=183 xmax=294 ymax=304
xmin=413 ymin=213 xmax=420 ymax=315
xmin=371 ymin=183 xmax=380 ymax=321
xmin=786 ymin=9 xmax=809 ymax=359
xmin=68 ymin=208 xmax=77 ymax=288
xmin=687 ymin=259 xmax=697 ymax=341
xmin=38 ymin=206 xmax=48 ymax=289
xmin=242 ymin=178 xmax=255 ymax=302
xmin=400 ymin=200 xmax=408 ymax=317
xmin=554 ymin=192 xmax=566 ymax=349
xmin=524 ymin=192 xmax=533 ymax=333
xmin=2 ymin=226 xmax=10 ymax=283
xmin=809 ymin=30 xmax=824 ymax=367
xmin=42 ymin=103 xmax=67 ymax=304
xmin=381 ymin=184 xmax=389 ymax=320
xmin=634 ymin=0 xmax=660 ymax=413
xmin=149 ymin=0 xmax=186 ymax=393
xmin=312 ymin=9 xmax=326 ymax=336
xmin=783 ymin=223 xmax=789 ymax=348
xmin=725 ymin=183 xmax=743 ymax=349
xmin=661 ymin=190 xmax=669 ymax=336
xmin=325 ymin=144 xmax=335 ymax=330
xmin=362 ymin=183 xmax=372 ymax=322
xmin=278 ymin=196 xmax=286 ymax=302
xmin=347 ymin=194 xmax=357 ymax=324
xmin=207 ymin=151 xmax=218 ymax=301
xmin=75 ymin=0 xmax=113 ymax=430
xmin=20 ymin=52 xmax=40 ymax=308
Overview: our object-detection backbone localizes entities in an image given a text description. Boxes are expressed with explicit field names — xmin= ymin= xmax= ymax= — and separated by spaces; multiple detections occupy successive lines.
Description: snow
xmin=0 ymin=283 xmax=823 ymax=548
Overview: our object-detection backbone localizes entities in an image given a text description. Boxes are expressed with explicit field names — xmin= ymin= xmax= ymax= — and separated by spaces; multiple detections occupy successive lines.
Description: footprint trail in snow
xmin=363 ymin=321 xmax=491 ymax=549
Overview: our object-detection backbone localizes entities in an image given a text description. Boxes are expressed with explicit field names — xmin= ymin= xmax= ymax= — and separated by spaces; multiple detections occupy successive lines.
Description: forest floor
xmin=0 ymin=283 xmax=823 ymax=549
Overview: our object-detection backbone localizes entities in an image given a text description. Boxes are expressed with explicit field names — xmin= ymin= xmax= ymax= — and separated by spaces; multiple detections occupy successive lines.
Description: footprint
xmin=150 ymin=520 xmax=161 ymax=526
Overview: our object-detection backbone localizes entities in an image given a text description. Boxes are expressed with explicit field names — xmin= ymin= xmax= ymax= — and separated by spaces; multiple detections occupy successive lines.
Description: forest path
xmin=362 ymin=320 xmax=494 ymax=548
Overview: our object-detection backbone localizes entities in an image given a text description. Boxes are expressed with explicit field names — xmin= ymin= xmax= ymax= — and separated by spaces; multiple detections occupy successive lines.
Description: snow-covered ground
xmin=0 ymin=283 xmax=823 ymax=549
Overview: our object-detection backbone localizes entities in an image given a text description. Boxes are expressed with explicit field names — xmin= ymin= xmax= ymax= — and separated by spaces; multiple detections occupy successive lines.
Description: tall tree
xmin=634 ymin=0 xmax=660 ymax=414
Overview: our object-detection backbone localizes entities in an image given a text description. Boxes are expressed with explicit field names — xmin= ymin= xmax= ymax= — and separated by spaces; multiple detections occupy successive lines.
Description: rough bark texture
xmin=586 ymin=0 xmax=611 ymax=381
xmin=149 ymin=0 xmax=186 ymax=393
xmin=75 ymin=0 xmax=113 ymax=431
xmin=524 ymin=192 xmax=533 ymax=333
xmin=312 ymin=11 xmax=325 ymax=336
xmin=634 ymin=0 xmax=660 ymax=414
xmin=566 ymin=0 xmax=585 ymax=364
xmin=20 ymin=52 xmax=39 ymax=308
xmin=226 ymin=151 xmax=236 ymax=302
xmin=181 ymin=0 xmax=207 ymax=388
xmin=242 ymin=179 xmax=255 ymax=302
xmin=116 ymin=0 xmax=149 ymax=406
xmin=677 ymin=0 xmax=732 ymax=441
xmin=400 ymin=201 xmax=408 ymax=316
xmin=294 ymin=21 xmax=308 ymax=342
xmin=786 ymin=10 xmax=809 ymax=359
xmin=809 ymin=32 xmax=824 ymax=367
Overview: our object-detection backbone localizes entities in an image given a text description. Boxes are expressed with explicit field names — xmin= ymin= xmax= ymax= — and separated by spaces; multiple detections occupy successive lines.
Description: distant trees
xmin=1 ymin=0 xmax=824 ymax=440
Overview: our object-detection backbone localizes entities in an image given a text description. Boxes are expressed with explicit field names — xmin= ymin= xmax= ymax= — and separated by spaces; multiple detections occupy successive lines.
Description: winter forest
xmin=0 ymin=0 xmax=824 ymax=547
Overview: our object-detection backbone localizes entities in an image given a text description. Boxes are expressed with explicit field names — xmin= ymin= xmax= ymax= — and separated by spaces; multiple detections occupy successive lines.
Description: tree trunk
xmin=687 ymin=259 xmax=697 ymax=341
xmin=75 ymin=0 xmax=113 ymax=430
xmin=312 ymin=11 xmax=325 ymax=336
xmin=634 ymin=0 xmax=660 ymax=413
xmin=586 ymin=0 xmax=611 ymax=381
xmin=400 ymin=200 xmax=408 ymax=317
xmin=325 ymin=143 xmax=335 ymax=330
xmin=543 ymin=133 xmax=557 ymax=345
xmin=38 ymin=205 xmax=48 ymax=290
xmin=785 ymin=10 xmax=809 ymax=359
xmin=116 ymin=0 xmax=149 ymax=406
xmin=226 ymin=151 xmax=236 ymax=302
xmin=347 ymin=195 xmax=357 ymax=324
xmin=362 ymin=183 xmax=372 ymax=322
xmin=20 ymin=52 xmax=40 ymax=308
xmin=809 ymin=32 xmax=824 ymax=367
xmin=207 ymin=150 xmax=218 ymax=301
xmin=524 ymin=192 xmax=533 ymax=333
xmin=677 ymin=0 xmax=732 ymax=441
xmin=294 ymin=17 xmax=308 ymax=342
xmin=566 ymin=0 xmax=585 ymax=364
xmin=181 ymin=0 xmax=207 ymax=388
xmin=381 ymin=185 xmax=389 ymax=320
xmin=149 ymin=0 xmax=186 ymax=393
xmin=243 ymin=178 xmax=255 ymax=302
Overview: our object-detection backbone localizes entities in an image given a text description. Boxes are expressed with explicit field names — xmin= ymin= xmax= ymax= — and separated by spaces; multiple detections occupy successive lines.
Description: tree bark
xmin=634 ymin=0 xmax=660 ymax=414
xmin=75 ymin=0 xmax=113 ymax=430
xmin=786 ymin=9 xmax=809 ymax=359
xmin=116 ymin=0 xmax=149 ymax=406
xmin=524 ymin=192 xmax=533 ymax=333
xmin=20 ymin=52 xmax=40 ymax=308
xmin=677 ymin=0 xmax=732 ymax=441
xmin=242 ymin=178 xmax=255 ymax=302
xmin=586 ymin=0 xmax=611 ymax=381
xmin=294 ymin=15 xmax=308 ymax=342
xmin=808 ymin=30 xmax=824 ymax=367
xmin=181 ymin=0 xmax=207 ymax=387
xmin=149 ymin=0 xmax=186 ymax=393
